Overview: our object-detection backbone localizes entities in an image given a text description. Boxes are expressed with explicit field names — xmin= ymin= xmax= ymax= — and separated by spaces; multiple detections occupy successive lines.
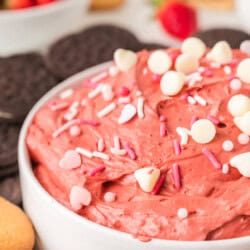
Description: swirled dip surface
xmin=27 ymin=47 xmax=250 ymax=241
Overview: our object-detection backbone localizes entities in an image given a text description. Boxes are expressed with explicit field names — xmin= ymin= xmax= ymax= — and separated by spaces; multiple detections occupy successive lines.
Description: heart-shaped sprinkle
xmin=234 ymin=111 xmax=250 ymax=135
xmin=134 ymin=167 xmax=160 ymax=193
xmin=118 ymin=104 xmax=137 ymax=124
xmin=240 ymin=40 xmax=250 ymax=55
xmin=206 ymin=41 xmax=232 ymax=64
xmin=59 ymin=150 xmax=81 ymax=169
xmin=230 ymin=152 xmax=250 ymax=177
xmin=114 ymin=49 xmax=137 ymax=72
xmin=69 ymin=186 xmax=92 ymax=210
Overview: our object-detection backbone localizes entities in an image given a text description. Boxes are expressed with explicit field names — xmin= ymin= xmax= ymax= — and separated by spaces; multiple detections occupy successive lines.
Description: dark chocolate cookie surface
xmin=194 ymin=28 xmax=250 ymax=48
xmin=0 ymin=123 xmax=20 ymax=167
xmin=135 ymin=42 xmax=168 ymax=51
xmin=47 ymin=25 xmax=141 ymax=80
xmin=0 ymin=53 xmax=58 ymax=123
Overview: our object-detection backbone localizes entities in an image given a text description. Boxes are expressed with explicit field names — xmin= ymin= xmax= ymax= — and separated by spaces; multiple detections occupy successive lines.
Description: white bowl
xmin=0 ymin=0 xmax=89 ymax=56
xmin=18 ymin=63 xmax=250 ymax=250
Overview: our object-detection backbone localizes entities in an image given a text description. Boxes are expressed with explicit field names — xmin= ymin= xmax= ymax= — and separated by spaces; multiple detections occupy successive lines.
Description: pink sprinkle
xmin=173 ymin=139 xmax=181 ymax=156
xmin=97 ymin=138 xmax=105 ymax=152
xmin=80 ymin=119 xmax=100 ymax=126
xmin=159 ymin=115 xmax=166 ymax=122
xmin=119 ymin=86 xmax=130 ymax=97
xmin=49 ymin=102 xmax=69 ymax=111
xmin=82 ymin=79 xmax=98 ymax=89
xmin=202 ymin=148 xmax=222 ymax=169
xmin=104 ymin=192 xmax=116 ymax=202
xmin=172 ymin=163 xmax=181 ymax=190
xmin=160 ymin=123 xmax=167 ymax=137
xmin=180 ymin=92 xmax=189 ymax=101
xmin=53 ymin=119 xmax=80 ymax=138
xmin=190 ymin=115 xmax=199 ymax=127
xmin=124 ymin=143 xmax=137 ymax=160
xmin=152 ymin=74 xmax=161 ymax=83
xmin=152 ymin=174 xmax=166 ymax=195
xmin=207 ymin=115 xmax=220 ymax=125
xmin=89 ymin=165 xmax=106 ymax=177
xmin=69 ymin=125 xmax=81 ymax=137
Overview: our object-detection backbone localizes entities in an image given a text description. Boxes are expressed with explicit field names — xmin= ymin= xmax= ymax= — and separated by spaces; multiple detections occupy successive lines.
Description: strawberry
xmin=5 ymin=0 xmax=34 ymax=9
xmin=35 ymin=0 xmax=56 ymax=5
xmin=157 ymin=2 xmax=198 ymax=40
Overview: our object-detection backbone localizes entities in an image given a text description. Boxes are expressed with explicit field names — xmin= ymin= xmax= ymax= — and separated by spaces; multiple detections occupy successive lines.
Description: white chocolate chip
xmin=240 ymin=40 xmax=250 ymax=55
xmin=230 ymin=79 xmax=242 ymax=90
xmin=134 ymin=167 xmax=160 ymax=193
xmin=238 ymin=133 xmax=250 ymax=145
xmin=160 ymin=71 xmax=185 ymax=96
xmin=230 ymin=152 xmax=250 ymax=177
xmin=118 ymin=104 xmax=137 ymax=124
xmin=227 ymin=94 xmax=250 ymax=117
xmin=234 ymin=111 xmax=250 ymax=135
xmin=147 ymin=50 xmax=172 ymax=74
xmin=222 ymin=140 xmax=234 ymax=152
xmin=181 ymin=37 xmax=206 ymax=59
xmin=237 ymin=58 xmax=250 ymax=84
xmin=191 ymin=119 xmax=216 ymax=144
xmin=175 ymin=54 xmax=199 ymax=74
xmin=114 ymin=49 xmax=137 ymax=72
xmin=177 ymin=208 xmax=189 ymax=219
xmin=206 ymin=41 xmax=232 ymax=64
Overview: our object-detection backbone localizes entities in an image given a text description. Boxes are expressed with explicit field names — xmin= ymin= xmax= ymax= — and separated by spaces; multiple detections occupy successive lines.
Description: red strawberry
xmin=36 ymin=0 xmax=56 ymax=5
xmin=157 ymin=2 xmax=198 ymax=40
xmin=5 ymin=0 xmax=34 ymax=9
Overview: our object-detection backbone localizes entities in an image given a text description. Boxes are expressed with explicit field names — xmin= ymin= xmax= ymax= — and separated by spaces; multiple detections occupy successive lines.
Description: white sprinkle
xmin=97 ymin=138 xmax=105 ymax=152
xmin=222 ymin=163 xmax=230 ymax=174
xmin=109 ymin=66 xmax=119 ymax=77
xmin=187 ymin=96 xmax=197 ymax=105
xmin=118 ymin=104 xmax=137 ymax=124
xmin=64 ymin=108 xmax=78 ymax=121
xmin=81 ymin=99 xmax=87 ymax=106
xmin=110 ymin=148 xmax=127 ymax=156
xmin=230 ymin=79 xmax=242 ymax=90
xmin=52 ymin=119 xmax=80 ymax=138
xmin=224 ymin=66 xmax=232 ymax=75
xmin=60 ymin=89 xmax=74 ymax=99
xmin=102 ymin=84 xmax=114 ymax=101
xmin=75 ymin=147 xmax=92 ymax=158
xmin=198 ymin=67 xmax=205 ymax=73
xmin=182 ymin=127 xmax=191 ymax=136
xmin=143 ymin=68 xmax=148 ymax=75
xmin=186 ymin=72 xmax=202 ymax=81
xmin=97 ymin=102 xmax=116 ymax=118
xmin=69 ymin=101 xmax=79 ymax=111
xmin=118 ymin=96 xmax=131 ymax=104
xmin=238 ymin=133 xmax=250 ymax=145
xmin=104 ymin=192 xmax=116 ymax=202
xmin=88 ymin=84 xmax=104 ymax=99
xmin=177 ymin=208 xmax=188 ymax=219
xmin=222 ymin=140 xmax=234 ymax=152
xmin=210 ymin=62 xmax=221 ymax=69
xmin=137 ymin=97 xmax=145 ymax=119
xmin=91 ymin=71 xmax=108 ymax=83
xmin=113 ymin=136 xmax=120 ymax=150
xmin=194 ymin=94 xmax=207 ymax=106
xmin=92 ymin=151 xmax=110 ymax=161
xmin=136 ymin=91 xmax=142 ymax=97
xmin=176 ymin=127 xmax=189 ymax=145
xmin=50 ymin=102 xmax=69 ymax=111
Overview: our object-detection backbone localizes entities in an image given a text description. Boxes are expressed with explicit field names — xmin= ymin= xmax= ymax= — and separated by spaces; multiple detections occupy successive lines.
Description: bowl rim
xmin=18 ymin=62 xmax=250 ymax=248
xmin=0 ymin=0 xmax=88 ymax=20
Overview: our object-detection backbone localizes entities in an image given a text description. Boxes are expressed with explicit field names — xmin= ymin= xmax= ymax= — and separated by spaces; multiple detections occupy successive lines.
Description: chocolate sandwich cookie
xmin=47 ymin=25 xmax=141 ymax=80
xmin=194 ymin=28 xmax=250 ymax=48
xmin=0 ymin=164 xmax=18 ymax=180
xmin=0 ymin=53 xmax=58 ymax=123
xmin=135 ymin=42 xmax=168 ymax=51
xmin=0 ymin=123 xmax=19 ymax=167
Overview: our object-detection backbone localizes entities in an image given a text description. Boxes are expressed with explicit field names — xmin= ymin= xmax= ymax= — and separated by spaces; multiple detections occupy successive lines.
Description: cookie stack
xmin=0 ymin=53 xmax=58 ymax=203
